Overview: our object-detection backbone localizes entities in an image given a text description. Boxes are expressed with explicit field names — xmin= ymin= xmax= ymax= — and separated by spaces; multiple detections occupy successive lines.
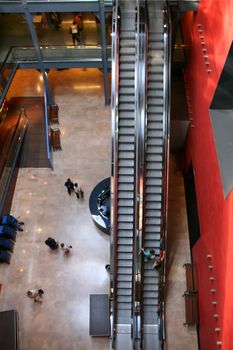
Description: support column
xmin=23 ymin=6 xmax=55 ymax=106
xmin=99 ymin=0 xmax=110 ymax=105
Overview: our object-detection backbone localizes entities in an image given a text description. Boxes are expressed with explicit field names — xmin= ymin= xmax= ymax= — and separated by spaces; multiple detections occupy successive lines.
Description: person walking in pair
xmin=74 ymin=183 xmax=84 ymax=199
xmin=64 ymin=178 xmax=74 ymax=195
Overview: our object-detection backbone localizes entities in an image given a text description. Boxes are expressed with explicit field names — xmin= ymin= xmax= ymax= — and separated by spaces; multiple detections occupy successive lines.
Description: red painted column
xmin=183 ymin=1 xmax=233 ymax=349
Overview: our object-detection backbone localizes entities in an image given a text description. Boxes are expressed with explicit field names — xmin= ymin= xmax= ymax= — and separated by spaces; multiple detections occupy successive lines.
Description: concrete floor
xmin=165 ymin=156 xmax=198 ymax=350
xmin=0 ymin=68 xmax=198 ymax=350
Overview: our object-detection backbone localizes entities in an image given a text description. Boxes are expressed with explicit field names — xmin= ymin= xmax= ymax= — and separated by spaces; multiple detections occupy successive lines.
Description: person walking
xmin=77 ymin=184 xmax=84 ymax=199
xmin=74 ymin=183 xmax=84 ymax=199
xmin=74 ymin=183 xmax=79 ymax=199
xmin=64 ymin=178 xmax=74 ymax=195
xmin=70 ymin=21 xmax=79 ymax=45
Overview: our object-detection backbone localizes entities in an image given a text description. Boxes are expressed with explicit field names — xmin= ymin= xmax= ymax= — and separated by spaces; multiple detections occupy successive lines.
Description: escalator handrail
xmin=158 ymin=1 xmax=172 ymax=344
xmin=134 ymin=0 xmax=148 ymax=348
xmin=110 ymin=0 xmax=120 ymax=345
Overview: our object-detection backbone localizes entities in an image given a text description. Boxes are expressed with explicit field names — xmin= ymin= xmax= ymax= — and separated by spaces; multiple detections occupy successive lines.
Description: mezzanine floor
xmin=0 ymin=68 xmax=197 ymax=350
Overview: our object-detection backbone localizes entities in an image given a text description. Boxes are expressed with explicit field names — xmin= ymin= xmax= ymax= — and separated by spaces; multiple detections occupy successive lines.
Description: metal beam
xmin=99 ymin=0 xmax=110 ymax=105
xmin=0 ymin=1 xmax=113 ymax=14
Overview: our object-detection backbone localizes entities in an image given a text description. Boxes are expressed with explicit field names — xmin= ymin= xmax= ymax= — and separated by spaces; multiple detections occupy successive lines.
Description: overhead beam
xmin=0 ymin=1 xmax=113 ymax=13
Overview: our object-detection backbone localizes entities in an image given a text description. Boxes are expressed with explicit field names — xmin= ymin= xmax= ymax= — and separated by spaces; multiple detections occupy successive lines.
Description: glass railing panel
xmin=11 ymin=47 xmax=37 ymax=62
xmin=0 ymin=112 xmax=28 ymax=212
xmin=11 ymin=45 xmax=111 ymax=62
xmin=0 ymin=50 xmax=17 ymax=95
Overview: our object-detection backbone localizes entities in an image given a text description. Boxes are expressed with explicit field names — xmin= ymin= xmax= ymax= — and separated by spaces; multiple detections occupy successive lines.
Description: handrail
xmin=110 ymin=0 xmax=119 ymax=346
xmin=134 ymin=0 xmax=147 ymax=348
xmin=158 ymin=1 xmax=172 ymax=345
xmin=43 ymin=83 xmax=53 ymax=170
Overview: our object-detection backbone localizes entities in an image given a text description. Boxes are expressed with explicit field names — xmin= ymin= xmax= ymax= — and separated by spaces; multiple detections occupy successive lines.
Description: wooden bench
xmin=183 ymin=291 xmax=198 ymax=326
xmin=50 ymin=127 xmax=62 ymax=151
xmin=183 ymin=263 xmax=197 ymax=292
xmin=49 ymin=104 xmax=59 ymax=124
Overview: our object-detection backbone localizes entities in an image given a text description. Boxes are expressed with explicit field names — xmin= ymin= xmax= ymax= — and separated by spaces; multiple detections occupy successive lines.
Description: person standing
xmin=70 ymin=21 xmax=79 ymax=45
xmin=64 ymin=178 xmax=74 ymax=195
xmin=141 ymin=248 xmax=156 ymax=261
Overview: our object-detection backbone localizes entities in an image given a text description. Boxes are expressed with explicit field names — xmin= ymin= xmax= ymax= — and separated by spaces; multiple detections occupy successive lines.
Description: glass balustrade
xmin=0 ymin=110 xmax=28 ymax=214
xmin=10 ymin=45 xmax=111 ymax=62
xmin=0 ymin=50 xmax=17 ymax=96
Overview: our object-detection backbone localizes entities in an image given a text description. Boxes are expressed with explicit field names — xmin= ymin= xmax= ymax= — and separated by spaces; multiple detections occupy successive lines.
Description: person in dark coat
xmin=64 ymin=178 xmax=74 ymax=195
xmin=45 ymin=237 xmax=59 ymax=250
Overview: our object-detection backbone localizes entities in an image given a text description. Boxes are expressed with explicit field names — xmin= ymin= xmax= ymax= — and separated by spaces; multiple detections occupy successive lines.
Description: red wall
xmin=183 ymin=1 xmax=233 ymax=349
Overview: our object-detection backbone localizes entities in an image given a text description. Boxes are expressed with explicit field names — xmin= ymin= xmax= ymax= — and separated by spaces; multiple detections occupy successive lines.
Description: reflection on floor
xmin=0 ymin=68 xmax=198 ymax=350
xmin=0 ymin=68 xmax=111 ymax=350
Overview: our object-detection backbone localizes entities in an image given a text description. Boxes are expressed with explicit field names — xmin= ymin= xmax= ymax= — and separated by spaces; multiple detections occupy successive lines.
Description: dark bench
xmin=0 ymin=310 xmax=19 ymax=349
xmin=50 ymin=127 xmax=62 ymax=151
xmin=183 ymin=263 xmax=197 ymax=292
xmin=183 ymin=291 xmax=198 ymax=326
xmin=49 ymin=104 xmax=59 ymax=124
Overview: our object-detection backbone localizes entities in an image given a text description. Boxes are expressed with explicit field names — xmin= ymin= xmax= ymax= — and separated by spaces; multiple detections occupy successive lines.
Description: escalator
xmin=111 ymin=1 xmax=137 ymax=349
xmin=141 ymin=1 xmax=170 ymax=349
xmin=111 ymin=1 xmax=170 ymax=349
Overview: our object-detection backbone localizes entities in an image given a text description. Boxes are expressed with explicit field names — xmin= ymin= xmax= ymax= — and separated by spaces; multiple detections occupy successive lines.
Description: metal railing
xmin=0 ymin=50 xmax=18 ymax=106
xmin=158 ymin=2 xmax=172 ymax=345
xmin=134 ymin=1 xmax=147 ymax=348
xmin=9 ymin=45 xmax=112 ymax=63
xmin=110 ymin=0 xmax=119 ymax=346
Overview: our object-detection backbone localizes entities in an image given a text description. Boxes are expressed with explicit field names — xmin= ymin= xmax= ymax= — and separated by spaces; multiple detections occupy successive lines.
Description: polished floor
xmin=0 ymin=69 xmax=198 ymax=350
xmin=1 ymin=68 xmax=111 ymax=350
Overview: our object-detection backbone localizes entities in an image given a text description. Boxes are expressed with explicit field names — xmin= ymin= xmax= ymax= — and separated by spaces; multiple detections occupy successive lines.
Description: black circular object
xmin=89 ymin=177 xmax=110 ymax=234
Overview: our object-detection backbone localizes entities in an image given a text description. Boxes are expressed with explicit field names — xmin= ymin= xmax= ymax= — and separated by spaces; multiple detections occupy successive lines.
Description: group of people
xmin=27 ymin=176 xmax=81 ymax=304
xmin=141 ymin=248 xmax=165 ymax=270
xmin=70 ymin=13 xmax=82 ymax=45
xmin=64 ymin=178 xmax=84 ymax=199
xmin=45 ymin=237 xmax=72 ymax=254
xmin=27 ymin=238 xmax=72 ymax=303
